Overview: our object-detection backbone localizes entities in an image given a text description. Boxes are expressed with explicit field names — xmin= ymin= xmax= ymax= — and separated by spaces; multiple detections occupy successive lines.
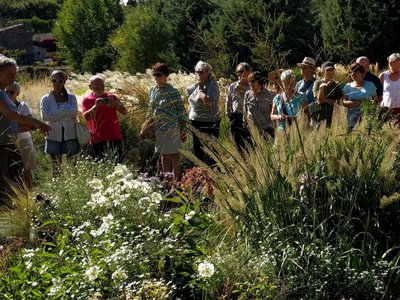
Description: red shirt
xmin=82 ymin=92 xmax=122 ymax=143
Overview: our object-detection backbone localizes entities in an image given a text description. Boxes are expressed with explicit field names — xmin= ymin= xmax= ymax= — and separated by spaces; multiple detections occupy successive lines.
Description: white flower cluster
xmin=90 ymin=213 xmax=115 ymax=237
xmin=198 ymin=260 xmax=215 ymax=278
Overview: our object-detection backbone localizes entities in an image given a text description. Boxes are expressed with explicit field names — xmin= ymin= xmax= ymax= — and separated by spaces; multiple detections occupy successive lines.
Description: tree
xmin=53 ymin=0 xmax=123 ymax=71
xmin=111 ymin=5 xmax=177 ymax=73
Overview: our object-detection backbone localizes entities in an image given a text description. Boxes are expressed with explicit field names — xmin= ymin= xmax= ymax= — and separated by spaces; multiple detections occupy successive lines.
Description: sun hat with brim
xmin=297 ymin=57 xmax=316 ymax=69
xmin=388 ymin=53 xmax=400 ymax=63
xmin=321 ymin=61 xmax=335 ymax=70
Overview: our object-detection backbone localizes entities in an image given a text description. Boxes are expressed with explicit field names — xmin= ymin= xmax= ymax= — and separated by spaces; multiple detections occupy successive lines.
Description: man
xmin=295 ymin=57 xmax=315 ymax=121
xmin=226 ymin=62 xmax=252 ymax=150
xmin=82 ymin=75 xmax=127 ymax=163
xmin=356 ymin=56 xmax=383 ymax=104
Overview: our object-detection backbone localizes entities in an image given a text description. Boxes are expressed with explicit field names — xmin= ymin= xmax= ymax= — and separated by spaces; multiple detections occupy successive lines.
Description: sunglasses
xmin=195 ymin=70 xmax=204 ymax=74
xmin=153 ymin=73 xmax=163 ymax=77
xmin=5 ymin=90 xmax=16 ymax=94
xmin=51 ymin=79 xmax=65 ymax=83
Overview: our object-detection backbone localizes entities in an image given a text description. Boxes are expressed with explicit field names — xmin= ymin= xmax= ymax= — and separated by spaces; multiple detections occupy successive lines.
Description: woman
xmin=342 ymin=63 xmax=376 ymax=131
xmin=145 ymin=62 xmax=187 ymax=181
xmin=312 ymin=61 xmax=343 ymax=128
xmin=271 ymin=70 xmax=308 ymax=130
xmin=186 ymin=61 xmax=220 ymax=166
xmin=5 ymin=81 xmax=37 ymax=189
xmin=40 ymin=70 xmax=79 ymax=176
xmin=379 ymin=53 xmax=400 ymax=120
xmin=226 ymin=62 xmax=252 ymax=150
xmin=0 ymin=55 xmax=50 ymax=201
xmin=243 ymin=71 xmax=275 ymax=139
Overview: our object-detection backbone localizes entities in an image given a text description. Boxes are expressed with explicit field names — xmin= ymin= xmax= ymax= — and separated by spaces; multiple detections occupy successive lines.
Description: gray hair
xmin=0 ymin=55 xmax=18 ymax=72
xmin=7 ymin=81 xmax=20 ymax=92
xmin=194 ymin=60 xmax=213 ymax=74
xmin=280 ymin=69 xmax=295 ymax=82
xmin=235 ymin=62 xmax=252 ymax=73
xmin=89 ymin=75 xmax=105 ymax=84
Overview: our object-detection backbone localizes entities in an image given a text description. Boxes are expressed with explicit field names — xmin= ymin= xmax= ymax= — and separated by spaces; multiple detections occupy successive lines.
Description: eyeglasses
xmin=153 ymin=72 xmax=163 ymax=77
xmin=51 ymin=79 xmax=65 ymax=83
xmin=195 ymin=70 xmax=204 ymax=74
xmin=5 ymin=90 xmax=16 ymax=94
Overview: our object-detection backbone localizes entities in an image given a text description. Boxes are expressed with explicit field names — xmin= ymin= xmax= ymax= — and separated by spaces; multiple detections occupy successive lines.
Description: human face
xmin=324 ymin=68 xmax=335 ymax=80
xmin=89 ymin=79 xmax=105 ymax=97
xmin=350 ymin=69 xmax=363 ymax=82
xmin=153 ymin=71 xmax=167 ymax=86
xmin=300 ymin=65 xmax=314 ymax=80
xmin=51 ymin=76 xmax=65 ymax=93
xmin=237 ymin=68 xmax=252 ymax=83
xmin=248 ymin=78 xmax=262 ymax=92
xmin=389 ymin=59 xmax=400 ymax=73
xmin=0 ymin=65 xmax=17 ymax=89
xmin=196 ymin=69 xmax=209 ymax=83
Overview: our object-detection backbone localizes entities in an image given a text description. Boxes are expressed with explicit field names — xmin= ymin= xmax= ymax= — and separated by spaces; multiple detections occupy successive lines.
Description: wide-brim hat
xmin=297 ymin=57 xmax=316 ymax=69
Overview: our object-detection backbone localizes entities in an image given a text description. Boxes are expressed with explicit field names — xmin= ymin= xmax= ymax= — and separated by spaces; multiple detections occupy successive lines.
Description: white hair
xmin=89 ymin=75 xmax=105 ymax=84
xmin=280 ymin=69 xmax=295 ymax=82
xmin=0 ymin=55 xmax=18 ymax=71
xmin=194 ymin=60 xmax=213 ymax=74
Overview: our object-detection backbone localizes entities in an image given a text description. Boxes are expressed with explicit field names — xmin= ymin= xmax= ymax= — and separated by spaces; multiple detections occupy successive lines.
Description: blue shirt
xmin=0 ymin=90 xmax=18 ymax=146
xmin=273 ymin=92 xmax=306 ymax=129
xmin=295 ymin=78 xmax=315 ymax=104
xmin=343 ymin=81 xmax=376 ymax=128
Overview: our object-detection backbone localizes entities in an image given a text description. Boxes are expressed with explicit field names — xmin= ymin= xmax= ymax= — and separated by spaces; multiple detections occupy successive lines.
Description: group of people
xmin=0 ymin=54 xmax=127 ymax=202
xmin=1 ymin=52 xmax=400 ymax=199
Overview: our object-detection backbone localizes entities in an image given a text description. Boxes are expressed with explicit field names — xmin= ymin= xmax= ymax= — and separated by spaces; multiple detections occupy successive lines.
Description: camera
xmin=100 ymin=97 xmax=111 ymax=104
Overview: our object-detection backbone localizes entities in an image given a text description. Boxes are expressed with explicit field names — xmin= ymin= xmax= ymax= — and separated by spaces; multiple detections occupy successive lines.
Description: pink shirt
xmin=82 ymin=92 xmax=122 ymax=143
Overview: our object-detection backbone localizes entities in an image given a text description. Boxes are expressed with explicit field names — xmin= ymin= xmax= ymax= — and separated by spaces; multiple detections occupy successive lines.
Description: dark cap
xmin=321 ymin=61 xmax=335 ymax=70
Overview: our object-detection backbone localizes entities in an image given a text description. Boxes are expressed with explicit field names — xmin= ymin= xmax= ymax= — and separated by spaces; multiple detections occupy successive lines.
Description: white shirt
xmin=40 ymin=91 xmax=78 ymax=142
xmin=16 ymin=101 xmax=32 ymax=141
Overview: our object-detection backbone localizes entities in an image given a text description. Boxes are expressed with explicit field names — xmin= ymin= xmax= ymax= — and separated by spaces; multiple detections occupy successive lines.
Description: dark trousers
xmin=0 ymin=144 xmax=23 ymax=206
xmin=91 ymin=140 xmax=123 ymax=164
xmin=229 ymin=113 xmax=247 ymax=151
xmin=190 ymin=120 xmax=220 ymax=166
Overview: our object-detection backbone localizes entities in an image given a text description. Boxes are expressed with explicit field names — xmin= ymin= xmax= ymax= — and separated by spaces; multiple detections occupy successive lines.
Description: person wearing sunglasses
xmin=5 ymin=81 xmax=37 ymax=189
xmin=312 ymin=61 xmax=343 ymax=128
xmin=186 ymin=60 xmax=220 ymax=166
xmin=243 ymin=71 xmax=275 ymax=141
xmin=226 ymin=62 xmax=252 ymax=151
xmin=82 ymin=75 xmax=127 ymax=164
xmin=342 ymin=63 xmax=377 ymax=131
xmin=145 ymin=62 xmax=187 ymax=180
xmin=0 ymin=55 xmax=50 ymax=203
xmin=40 ymin=70 xmax=79 ymax=176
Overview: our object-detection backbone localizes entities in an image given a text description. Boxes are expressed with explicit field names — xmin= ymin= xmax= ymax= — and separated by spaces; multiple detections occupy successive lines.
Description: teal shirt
xmin=148 ymin=84 xmax=187 ymax=131
xmin=273 ymin=92 xmax=306 ymax=129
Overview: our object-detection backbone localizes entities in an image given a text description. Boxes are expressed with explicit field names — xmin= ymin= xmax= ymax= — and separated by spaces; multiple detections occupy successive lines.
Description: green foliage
xmin=82 ymin=45 xmax=116 ymax=74
xmin=111 ymin=5 xmax=175 ymax=73
xmin=12 ymin=16 xmax=53 ymax=33
xmin=0 ymin=0 xmax=60 ymax=20
xmin=321 ymin=0 xmax=400 ymax=66
xmin=53 ymin=0 xmax=123 ymax=71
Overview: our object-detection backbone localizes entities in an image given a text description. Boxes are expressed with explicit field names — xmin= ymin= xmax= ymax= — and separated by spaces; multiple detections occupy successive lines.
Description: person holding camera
xmin=82 ymin=75 xmax=127 ymax=163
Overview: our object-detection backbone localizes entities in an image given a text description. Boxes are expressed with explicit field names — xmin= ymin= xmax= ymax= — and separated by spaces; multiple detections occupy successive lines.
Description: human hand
xmin=33 ymin=119 xmax=51 ymax=135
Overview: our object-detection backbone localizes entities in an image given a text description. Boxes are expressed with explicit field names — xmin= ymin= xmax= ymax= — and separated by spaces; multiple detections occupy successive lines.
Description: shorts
xmin=155 ymin=126 xmax=182 ymax=154
xmin=18 ymin=137 xmax=37 ymax=171
xmin=45 ymin=139 xmax=80 ymax=156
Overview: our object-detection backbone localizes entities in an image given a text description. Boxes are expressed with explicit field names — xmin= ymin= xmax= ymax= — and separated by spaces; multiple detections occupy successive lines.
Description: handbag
xmin=139 ymin=117 xmax=155 ymax=140
xmin=75 ymin=122 xmax=91 ymax=145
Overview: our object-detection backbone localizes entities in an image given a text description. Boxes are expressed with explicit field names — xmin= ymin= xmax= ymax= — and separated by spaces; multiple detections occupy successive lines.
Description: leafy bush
xmin=82 ymin=45 xmax=116 ymax=74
